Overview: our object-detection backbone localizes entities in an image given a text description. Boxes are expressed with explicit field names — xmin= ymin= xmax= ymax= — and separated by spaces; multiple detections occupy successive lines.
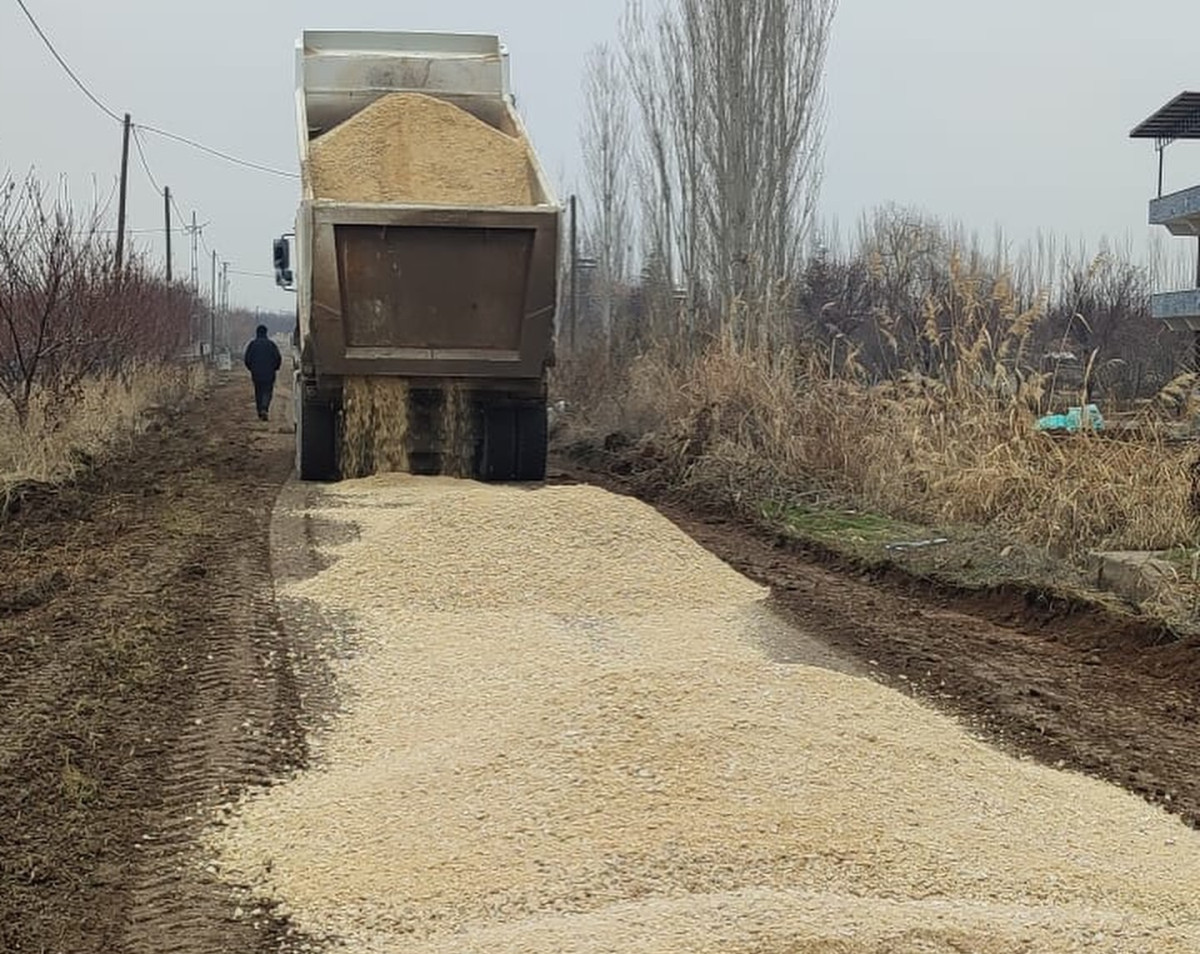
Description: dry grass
xmin=0 ymin=363 xmax=207 ymax=489
xmin=559 ymin=254 xmax=1199 ymax=557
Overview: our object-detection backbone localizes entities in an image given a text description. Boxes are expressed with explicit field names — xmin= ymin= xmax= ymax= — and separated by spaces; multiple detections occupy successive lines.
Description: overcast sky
xmin=2 ymin=1 xmax=1198 ymax=312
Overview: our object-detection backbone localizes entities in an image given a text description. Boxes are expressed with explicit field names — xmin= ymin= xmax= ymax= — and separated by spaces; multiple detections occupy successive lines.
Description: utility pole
xmin=569 ymin=194 xmax=578 ymax=354
xmin=221 ymin=261 xmax=230 ymax=354
xmin=211 ymin=249 xmax=218 ymax=360
xmin=185 ymin=211 xmax=201 ymax=358
xmin=115 ymin=113 xmax=132 ymax=273
xmin=188 ymin=212 xmax=200 ymax=289
xmin=164 ymin=186 xmax=172 ymax=283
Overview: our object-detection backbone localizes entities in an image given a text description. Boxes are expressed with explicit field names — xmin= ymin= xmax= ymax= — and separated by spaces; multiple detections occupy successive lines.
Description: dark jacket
xmin=244 ymin=333 xmax=282 ymax=384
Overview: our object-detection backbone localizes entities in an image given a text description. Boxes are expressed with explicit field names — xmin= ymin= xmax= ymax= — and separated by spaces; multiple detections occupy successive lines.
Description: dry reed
xmin=563 ymin=253 xmax=1198 ymax=556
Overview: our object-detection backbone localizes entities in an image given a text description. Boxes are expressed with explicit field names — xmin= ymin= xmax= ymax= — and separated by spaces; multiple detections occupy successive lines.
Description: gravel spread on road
xmin=211 ymin=476 xmax=1200 ymax=953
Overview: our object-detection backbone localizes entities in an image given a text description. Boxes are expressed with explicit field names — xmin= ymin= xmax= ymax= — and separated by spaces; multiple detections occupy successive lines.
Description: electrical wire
xmin=169 ymin=191 xmax=188 ymax=227
xmin=13 ymin=0 xmax=121 ymax=123
xmin=136 ymin=123 xmax=299 ymax=180
xmin=131 ymin=125 xmax=163 ymax=197
xmin=6 ymin=227 xmax=188 ymax=238
xmin=14 ymin=0 xmax=299 ymax=181
xmin=16 ymin=0 xmax=293 ymax=303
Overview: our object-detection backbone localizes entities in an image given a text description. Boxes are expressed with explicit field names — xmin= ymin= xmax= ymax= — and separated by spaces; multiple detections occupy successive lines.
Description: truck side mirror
xmin=273 ymin=237 xmax=293 ymax=289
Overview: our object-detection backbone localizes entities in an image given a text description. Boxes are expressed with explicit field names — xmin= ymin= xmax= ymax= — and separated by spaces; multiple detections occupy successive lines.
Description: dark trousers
xmin=253 ymin=379 xmax=275 ymax=418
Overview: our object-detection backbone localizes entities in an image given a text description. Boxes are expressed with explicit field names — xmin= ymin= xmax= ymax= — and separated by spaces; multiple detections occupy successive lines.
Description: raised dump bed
xmin=281 ymin=31 xmax=560 ymax=482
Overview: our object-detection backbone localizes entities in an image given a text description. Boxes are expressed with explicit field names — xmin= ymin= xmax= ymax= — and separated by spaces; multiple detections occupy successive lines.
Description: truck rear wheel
xmin=297 ymin=390 xmax=338 ymax=482
xmin=480 ymin=405 xmax=517 ymax=481
xmin=515 ymin=403 xmax=548 ymax=482
xmin=479 ymin=402 xmax=546 ymax=482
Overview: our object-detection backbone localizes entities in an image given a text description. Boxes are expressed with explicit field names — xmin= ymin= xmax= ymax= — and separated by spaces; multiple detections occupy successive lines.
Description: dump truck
xmin=275 ymin=30 xmax=560 ymax=482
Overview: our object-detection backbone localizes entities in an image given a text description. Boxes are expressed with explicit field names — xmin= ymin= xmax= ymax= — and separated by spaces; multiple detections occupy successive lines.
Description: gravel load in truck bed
xmin=307 ymin=92 xmax=535 ymax=206
xmin=211 ymin=476 xmax=1200 ymax=953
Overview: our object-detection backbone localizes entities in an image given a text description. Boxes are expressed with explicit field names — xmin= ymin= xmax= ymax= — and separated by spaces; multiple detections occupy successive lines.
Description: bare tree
xmin=622 ymin=0 xmax=699 ymax=341
xmin=580 ymin=43 xmax=633 ymax=353
xmin=620 ymin=0 xmax=837 ymax=351
xmin=0 ymin=173 xmax=89 ymax=427
xmin=0 ymin=171 xmax=193 ymax=429
xmin=621 ymin=0 xmax=678 ymax=344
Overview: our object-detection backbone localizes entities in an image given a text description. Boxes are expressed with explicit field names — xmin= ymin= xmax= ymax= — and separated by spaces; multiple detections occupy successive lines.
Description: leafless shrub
xmin=0 ymin=171 xmax=194 ymax=431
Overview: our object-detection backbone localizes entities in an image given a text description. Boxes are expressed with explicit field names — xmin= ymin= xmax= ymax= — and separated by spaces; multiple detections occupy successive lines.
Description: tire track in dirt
xmin=120 ymin=553 xmax=301 ymax=954
xmin=0 ymin=374 xmax=311 ymax=953
xmin=115 ymin=384 xmax=313 ymax=954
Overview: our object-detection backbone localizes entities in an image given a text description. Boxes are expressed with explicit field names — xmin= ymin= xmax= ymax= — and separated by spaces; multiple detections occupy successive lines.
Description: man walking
xmin=243 ymin=324 xmax=282 ymax=421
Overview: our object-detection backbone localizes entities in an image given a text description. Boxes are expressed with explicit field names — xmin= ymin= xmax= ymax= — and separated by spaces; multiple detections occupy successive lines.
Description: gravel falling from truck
xmin=211 ymin=477 xmax=1200 ymax=953
xmin=341 ymin=379 xmax=476 ymax=479
xmin=341 ymin=378 xmax=410 ymax=479
xmin=440 ymin=382 xmax=475 ymax=479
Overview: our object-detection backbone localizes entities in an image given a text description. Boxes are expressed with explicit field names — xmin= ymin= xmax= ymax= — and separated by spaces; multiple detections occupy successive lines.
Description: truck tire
xmin=480 ymin=405 xmax=517 ymax=481
xmin=297 ymin=393 xmax=338 ymax=482
xmin=515 ymin=403 xmax=548 ymax=482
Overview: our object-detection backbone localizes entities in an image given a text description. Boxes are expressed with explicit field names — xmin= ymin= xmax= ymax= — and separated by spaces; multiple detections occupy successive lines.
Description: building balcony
xmin=1150 ymin=184 xmax=1200 ymax=235
xmin=1151 ymin=289 xmax=1200 ymax=330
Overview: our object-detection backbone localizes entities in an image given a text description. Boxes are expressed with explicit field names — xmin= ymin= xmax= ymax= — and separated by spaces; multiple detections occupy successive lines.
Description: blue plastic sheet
xmin=1035 ymin=404 xmax=1104 ymax=433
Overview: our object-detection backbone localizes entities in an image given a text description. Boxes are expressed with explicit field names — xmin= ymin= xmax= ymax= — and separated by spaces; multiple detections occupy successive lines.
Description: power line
xmin=6 ymin=226 xmax=190 ymax=238
xmin=115 ymin=226 xmax=188 ymax=235
xmin=129 ymin=129 xmax=219 ymax=290
xmin=13 ymin=0 xmax=299 ymax=181
xmin=168 ymin=190 xmax=187 ymax=227
xmin=131 ymin=125 xmax=163 ymax=197
xmin=12 ymin=0 xmax=121 ymax=124
xmin=16 ymin=0 xmax=294 ymax=301
xmin=130 ymin=127 xmax=189 ymax=227
xmin=136 ymin=123 xmax=299 ymax=180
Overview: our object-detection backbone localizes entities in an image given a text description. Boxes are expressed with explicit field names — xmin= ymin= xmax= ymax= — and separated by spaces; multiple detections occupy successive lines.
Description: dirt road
xmin=0 ymin=376 xmax=300 ymax=953
xmin=4 ymin=376 xmax=1200 ymax=951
